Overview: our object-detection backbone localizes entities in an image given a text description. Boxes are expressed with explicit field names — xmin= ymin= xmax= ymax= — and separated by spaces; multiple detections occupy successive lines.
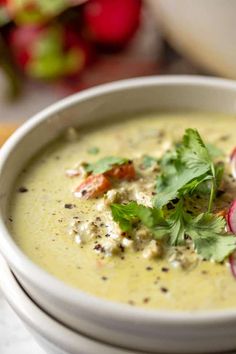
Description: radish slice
xmin=227 ymin=200 xmax=236 ymax=234
xmin=229 ymin=253 xmax=236 ymax=279
xmin=230 ymin=147 xmax=236 ymax=179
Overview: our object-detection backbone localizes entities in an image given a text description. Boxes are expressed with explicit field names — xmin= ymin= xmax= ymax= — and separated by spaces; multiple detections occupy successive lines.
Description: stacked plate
xmin=1 ymin=77 xmax=236 ymax=354
xmin=0 ymin=255 xmax=142 ymax=354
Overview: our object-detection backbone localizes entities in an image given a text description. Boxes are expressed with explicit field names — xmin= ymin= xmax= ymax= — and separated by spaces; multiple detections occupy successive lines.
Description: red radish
xmin=229 ymin=253 xmax=236 ymax=279
xmin=227 ymin=200 xmax=236 ymax=233
xmin=230 ymin=147 xmax=236 ymax=179
xmin=83 ymin=0 xmax=142 ymax=47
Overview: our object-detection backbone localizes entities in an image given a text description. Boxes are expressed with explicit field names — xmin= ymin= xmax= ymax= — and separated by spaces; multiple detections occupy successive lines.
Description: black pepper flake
xmin=94 ymin=244 xmax=105 ymax=253
xmin=101 ymin=276 xmax=108 ymax=281
xmin=119 ymin=244 xmax=125 ymax=253
xmin=8 ymin=217 xmax=13 ymax=222
xmin=172 ymin=198 xmax=180 ymax=204
xmin=220 ymin=134 xmax=230 ymax=141
xmin=216 ymin=190 xmax=225 ymax=197
xmin=166 ymin=202 xmax=175 ymax=210
xmin=146 ymin=266 xmax=153 ymax=271
xmin=81 ymin=190 xmax=87 ymax=196
xmin=64 ymin=203 xmax=76 ymax=209
xmin=143 ymin=297 xmax=150 ymax=304
xmin=18 ymin=186 xmax=28 ymax=193
xmin=160 ymin=287 xmax=168 ymax=293
xmin=161 ymin=267 xmax=169 ymax=273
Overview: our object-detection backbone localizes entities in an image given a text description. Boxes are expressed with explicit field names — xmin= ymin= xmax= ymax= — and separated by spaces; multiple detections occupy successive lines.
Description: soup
xmin=9 ymin=112 xmax=236 ymax=310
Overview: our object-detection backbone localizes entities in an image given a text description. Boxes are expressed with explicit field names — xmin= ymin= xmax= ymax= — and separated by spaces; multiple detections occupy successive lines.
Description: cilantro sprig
xmin=85 ymin=156 xmax=129 ymax=174
xmin=111 ymin=201 xmax=236 ymax=262
xmin=154 ymin=129 xmax=223 ymax=212
xmin=110 ymin=128 xmax=236 ymax=262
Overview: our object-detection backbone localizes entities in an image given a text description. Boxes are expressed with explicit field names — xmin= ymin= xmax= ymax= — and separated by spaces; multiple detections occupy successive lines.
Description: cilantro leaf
xmin=192 ymin=235 xmax=236 ymax=262
xmin=141 ymin=155 xmax=157 ymax=169
xmin=87 ymin=147 xmax=100 ymax=155
xmin=111 ymin=200 xmax=236 ymax=262
xmin=85 ymin=156 xmax=129 ymax=174
xmin=154 ymin=129 xmax=221 ymax=211
xmin=206 ymin=144 xmax=224 ymax=159
xmin=110 ymin=202 xmax=165 ymax=232
xmin=178 ymin=129 xmax=212 ymax=171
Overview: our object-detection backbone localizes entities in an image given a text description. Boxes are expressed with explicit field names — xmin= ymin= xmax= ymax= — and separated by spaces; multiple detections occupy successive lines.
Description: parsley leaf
xmin=85 ymin=156 xmax=129 ymax=174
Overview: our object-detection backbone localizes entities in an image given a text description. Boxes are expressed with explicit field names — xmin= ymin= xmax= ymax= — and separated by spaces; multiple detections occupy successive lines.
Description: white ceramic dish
xmin=147 ymin=0 xmax=236 ymax=79
xmin=0 ymin=255 xmax=141 ymax=354
xmin=2 ymin=76 xmax=236 ymax=353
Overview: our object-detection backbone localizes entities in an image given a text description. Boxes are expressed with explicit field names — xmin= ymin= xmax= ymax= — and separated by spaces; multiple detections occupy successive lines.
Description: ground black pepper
xmin=146 ymin=266 xmax=153 ymax=271
xmin=64 ymin=203 xmax=76 ymax=209
xmin=18 ymin=186 xmax=28 ymax=193
xmin=161 ymin=267 xmax=169 ymax=273
xmin=160 ymin=287 xmax=168 ymax=293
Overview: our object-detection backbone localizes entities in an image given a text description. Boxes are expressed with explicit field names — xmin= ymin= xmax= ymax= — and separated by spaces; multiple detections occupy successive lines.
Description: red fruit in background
xmin=83 ymin=0 xmax=142 ymax=47
xmin=8 ymin=25 xmax=39 ymax=70
xmin=8 ymin=24 xmax=92 ymax=80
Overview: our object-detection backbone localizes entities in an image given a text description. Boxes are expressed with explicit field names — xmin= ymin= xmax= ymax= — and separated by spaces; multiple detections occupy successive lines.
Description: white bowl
xmin=0 ymin=255 xmax=141 ymax=354
xmin=147 ymin=0 xmax=236 ymax=79
xmin=2 ymin=76 xmax=236 ymax=353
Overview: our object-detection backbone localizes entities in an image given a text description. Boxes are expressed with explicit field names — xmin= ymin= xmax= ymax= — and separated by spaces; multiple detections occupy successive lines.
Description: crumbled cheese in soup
xmin=9 ymin=112 xmax=236 ymax=310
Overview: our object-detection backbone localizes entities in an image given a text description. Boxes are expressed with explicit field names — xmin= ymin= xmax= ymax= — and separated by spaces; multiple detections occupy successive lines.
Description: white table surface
xmin=0 ymin=289 xmax=44 ymax=354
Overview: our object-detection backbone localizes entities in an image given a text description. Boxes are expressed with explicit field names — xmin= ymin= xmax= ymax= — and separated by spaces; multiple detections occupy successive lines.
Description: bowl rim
xmin=1 ymin=75 xmax=236 ymax=325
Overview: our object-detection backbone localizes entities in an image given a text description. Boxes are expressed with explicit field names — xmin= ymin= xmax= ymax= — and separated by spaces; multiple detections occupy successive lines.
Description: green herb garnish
xmin=87 ymin=147 xmax=100 ymax=155
xmin=141 ymin=155 xmax=157 ymax=169
xmin=85 ymin=156 xmax=129 ymax=174
xmin=154 ymin=129 xmax=223 ymax=212
xmin=111 ymin=201 xmax=236 ymax=262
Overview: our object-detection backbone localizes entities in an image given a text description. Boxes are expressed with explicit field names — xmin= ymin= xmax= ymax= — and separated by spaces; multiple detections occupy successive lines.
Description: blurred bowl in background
xmin=147 ymin=0 xmax=236 ymax=78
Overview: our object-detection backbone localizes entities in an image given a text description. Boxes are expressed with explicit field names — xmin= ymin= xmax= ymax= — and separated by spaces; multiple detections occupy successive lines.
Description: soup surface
xmin=9 ymin=112 xmax=236 ymax=310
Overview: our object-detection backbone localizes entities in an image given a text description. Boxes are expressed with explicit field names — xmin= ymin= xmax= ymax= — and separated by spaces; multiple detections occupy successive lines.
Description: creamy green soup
xmin=9 ymin=112 xmax=236 ymax=310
